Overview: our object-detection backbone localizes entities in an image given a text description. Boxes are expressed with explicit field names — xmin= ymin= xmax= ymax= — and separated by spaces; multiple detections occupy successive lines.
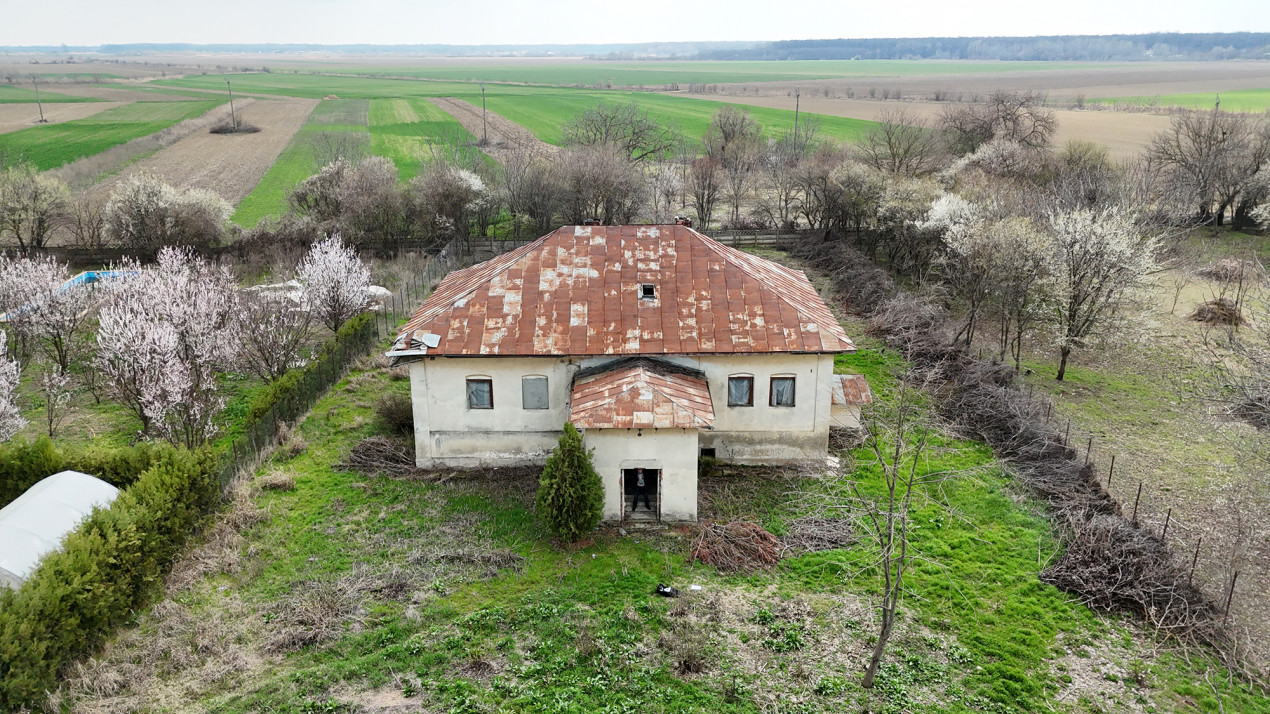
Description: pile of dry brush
xmin=691 ymin=515 xmax=854 ymax=572
xmin=788 ymin=235 xmax=1239 ymax=664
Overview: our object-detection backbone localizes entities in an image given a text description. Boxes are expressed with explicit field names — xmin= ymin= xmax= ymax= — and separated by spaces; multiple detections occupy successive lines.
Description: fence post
xmin=1107 ymin=454 xmax=1115 ymax=488
xmin=1161 ymin=508 xmax=1171 ymax=540
xmin=1224 ymin=571 xmax=1240 ymax=624
xmin=1064 ymin=420 xmax=1070 ymax=445
xmin=1131 ymin=482 xmax=1142 ymax=523
xmin=1084 ymin=436 xmax=1093 ymax=466
xmin=1188 ymin=537 xmax=1201 ymax=586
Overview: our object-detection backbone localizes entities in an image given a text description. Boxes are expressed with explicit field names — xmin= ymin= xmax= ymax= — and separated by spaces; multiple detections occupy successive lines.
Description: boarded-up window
xmin=522 ymin=376 xmax=549 ymax=410
xmin=466 ymin=378 xmax=493 ymax=409
xmin=727 ymin=376 xmax=753 ymax=406
xmin=770 ymin=376 xmax=796 ymax=407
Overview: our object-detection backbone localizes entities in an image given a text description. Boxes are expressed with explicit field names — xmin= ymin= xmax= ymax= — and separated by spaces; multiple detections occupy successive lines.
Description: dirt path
xmin=428 ymin=97 xmax=557 ymax=164
xmin=685 ymin=94 xmax=1174 ymax=159
xmin=88 ymin=97 xmax=318 ymax=206
xmin=0 ymin=101 xmax=123 ymax=135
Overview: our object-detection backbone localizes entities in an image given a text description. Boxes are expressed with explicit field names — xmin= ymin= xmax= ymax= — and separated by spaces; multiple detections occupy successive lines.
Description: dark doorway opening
xmin=622 ymin=468 xmax=660 ymax=521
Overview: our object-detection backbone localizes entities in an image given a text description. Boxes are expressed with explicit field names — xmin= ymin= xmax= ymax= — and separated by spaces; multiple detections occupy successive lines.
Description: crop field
xmin=301 ymin=59 xmax=1128 ymax=87
xmin=0 ymin=84 xmax=101 ymax=103
xmin=1094 ymin=88 xmax=1270 ymax=112
xmin=157 ymin=74 xmax=877 ymax=149
xmin=369 ymin=97 xmax=476 ymax=181
xmin=231 ymin=98 xmax=370 ymax=225
xmin=0 ymin=99 xmax=220 ymax=170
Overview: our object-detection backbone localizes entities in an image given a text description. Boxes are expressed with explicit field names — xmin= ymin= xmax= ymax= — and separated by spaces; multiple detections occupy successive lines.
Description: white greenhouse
xmin=0 ymin=471 xmax=120 ymax=588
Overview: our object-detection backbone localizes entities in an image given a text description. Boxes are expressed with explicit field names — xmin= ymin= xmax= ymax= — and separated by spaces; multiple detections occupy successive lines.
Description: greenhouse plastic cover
xmin=0 ymin=471 xmax=119 ymax=588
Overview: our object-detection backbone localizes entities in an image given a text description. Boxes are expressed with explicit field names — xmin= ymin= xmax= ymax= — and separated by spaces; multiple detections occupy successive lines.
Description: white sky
xmin=2 ymin=0 xmax=1269 ymax=47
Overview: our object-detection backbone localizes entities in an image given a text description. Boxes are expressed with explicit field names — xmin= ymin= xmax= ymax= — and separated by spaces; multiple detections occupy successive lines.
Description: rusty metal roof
xmin=831 ymin=374 xmax=873 ymax=406
xmin=399 ymin=225 xmax=854 ymax=356
xmin=570 ymin=361 xmax=714 ymax=430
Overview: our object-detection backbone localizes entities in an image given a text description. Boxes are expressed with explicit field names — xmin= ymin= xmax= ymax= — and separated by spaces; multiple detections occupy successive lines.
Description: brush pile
xmin=339 ymin=436 xmax=415 ymax=477
xmin=691 ymin=520 xmax=781 ymax=573
xmin=1191 ymin=297 xmax=1245 ymax=325
xmin=779 ymin=515 xmax=856 ymax=556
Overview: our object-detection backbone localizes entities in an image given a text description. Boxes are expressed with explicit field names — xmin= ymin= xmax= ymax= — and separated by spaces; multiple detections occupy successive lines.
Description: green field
xmin=157 ymin=74 xmax=877 ymax=148
xmin=232 ymin=99 xmax=368 ymax=226
xmin=1095 ymin=88 xmax=1270 ymax=112
xmin=368 ymin=97 xmax=477 ymax=181
xmin=0 ymin=100 xmax=221 ymax=170
xmin=0 ymin=84 xmax=102 ymax=103
xmin=285 ymin=59 xmax=1127 ymax=87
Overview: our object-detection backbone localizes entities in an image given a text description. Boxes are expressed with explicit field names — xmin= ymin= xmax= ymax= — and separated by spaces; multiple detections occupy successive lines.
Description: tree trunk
xmin=862 ymin=607 xmax=894 ymax=688
xmin=1056 ymin=346 xmax=1072 ymax=381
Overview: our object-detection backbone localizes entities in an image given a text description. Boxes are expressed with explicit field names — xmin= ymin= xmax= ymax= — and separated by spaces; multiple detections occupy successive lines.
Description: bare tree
xmin=556 ymin=145 xmax=646 ymax=226
xmin=0 ymin=163 xmax=70 ymax=253
xmin=938 ymin=90 xmax=1056 ymax=155
xmin=706 ymin=106 xmax=763 ymax=226
xmin=562 ymin=102 xmax=680 ymax=164
xmin=289 ymin=159 xmax=349 ymax=222
xmin=500 ymin=144 xmax=562 ymax=237
xmin=336 ymin=156 xmax=407 ymax=246
xmin=311 ymin=130 xmax=367 ymax=171
xmin=40 ymin=370 xmax=74 ymax=438
xmin=68 ymin=193 xmax=107 ymax=250
xmin=856 ymin=109 xmax=945 ymax=178
xmin=237 ymin=291 xmax=313 ymax=383
xmin=408 ymin=161 xmax=491 ymax=247
xmin=686 ymin=157 xmax=722 ymax=231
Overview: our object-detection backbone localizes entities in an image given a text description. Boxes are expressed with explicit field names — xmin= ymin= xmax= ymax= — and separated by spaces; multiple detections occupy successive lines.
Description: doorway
xmin=622 ymin=468 xmax=660 ymax=521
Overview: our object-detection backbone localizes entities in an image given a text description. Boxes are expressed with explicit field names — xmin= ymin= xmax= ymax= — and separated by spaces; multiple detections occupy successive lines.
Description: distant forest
xmin=699 ymin=33 xmax=1270 ymax=61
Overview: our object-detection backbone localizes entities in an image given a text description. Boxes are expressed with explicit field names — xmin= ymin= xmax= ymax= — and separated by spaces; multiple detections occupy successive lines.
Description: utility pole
xmin=793 ymin=88 xmax=800 ymax=148
xmin=226 ymin=79 xmax=237 ymax=130
xmin=32 ymin=77 xmax=46 ymax=123
xmin=480 ymin=83 xmax=488 ymax=144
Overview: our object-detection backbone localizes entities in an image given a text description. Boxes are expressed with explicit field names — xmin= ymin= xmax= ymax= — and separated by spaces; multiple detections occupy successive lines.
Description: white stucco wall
xmin=831 ymin=404 xmax=863 ymax=429
xmin=584 ymin=428 xmax=698 ymax=523
xmin=408 ymin=352 xmax=836 ymax=468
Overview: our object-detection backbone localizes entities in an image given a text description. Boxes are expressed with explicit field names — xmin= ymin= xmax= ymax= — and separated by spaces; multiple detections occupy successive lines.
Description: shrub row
xmin=0 ymin=447 xmax=219 ymax=711
xmin=0 ymin=438 xmax=169 ymax=509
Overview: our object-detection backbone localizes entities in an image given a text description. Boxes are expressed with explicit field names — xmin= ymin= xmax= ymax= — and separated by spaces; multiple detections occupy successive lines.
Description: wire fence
xmin=212 ymin=237 xmax=492 ymax=489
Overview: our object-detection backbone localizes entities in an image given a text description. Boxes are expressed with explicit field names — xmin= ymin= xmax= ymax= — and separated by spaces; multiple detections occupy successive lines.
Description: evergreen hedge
xmin=536 ymin=423 xmax=604 ymax=543
xmin=0 ymin=438 xmax=169 ymax=509
xmin=0 ymin=447 xmax=218 ymax=711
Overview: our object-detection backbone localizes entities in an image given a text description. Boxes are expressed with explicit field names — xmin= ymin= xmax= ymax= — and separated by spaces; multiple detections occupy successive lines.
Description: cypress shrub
xmin=0 ymin=448 xmax=218 ymax=710
xmin=536 ymin=423 xmax=603 ymax=543
xmin=0 ymin=439 xmax=169 ymax=508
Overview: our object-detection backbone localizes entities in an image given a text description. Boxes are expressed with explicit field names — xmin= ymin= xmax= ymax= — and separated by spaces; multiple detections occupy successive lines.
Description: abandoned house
xmin=389 ymin=224 xmax=863 ymax=523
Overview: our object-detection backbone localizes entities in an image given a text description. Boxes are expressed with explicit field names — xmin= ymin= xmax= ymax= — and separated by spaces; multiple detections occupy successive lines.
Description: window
xmin=522 ymin=375 xmax=549 ymax=410
xmin=466 ymin=378 xmax=493 ymax=409
xmin=770 ymin=376 xmax=796 ymax=407
xmin=639 ymin=283 xmax=656 ymax=299
xmin=727 ymin=376 xmax=754 ymax=407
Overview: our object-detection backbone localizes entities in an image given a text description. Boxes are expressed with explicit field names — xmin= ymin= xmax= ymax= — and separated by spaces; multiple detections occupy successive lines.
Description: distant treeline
xmin=699 ymin=33 xmax=1270 ymax=61
xmin=0 ymin=41 xmax=758 ymax=58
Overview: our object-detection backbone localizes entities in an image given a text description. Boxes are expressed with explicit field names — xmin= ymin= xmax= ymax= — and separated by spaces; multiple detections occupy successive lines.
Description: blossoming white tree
xmin=96 ymin=248 xmax=239 ymax=446
xmin=297 ymin=235 xmax=370 ymax=332
xmin=0 ymin=332 xmax=25 ymax=441
xmin=0 ymin=255 xmax=97 ymax=373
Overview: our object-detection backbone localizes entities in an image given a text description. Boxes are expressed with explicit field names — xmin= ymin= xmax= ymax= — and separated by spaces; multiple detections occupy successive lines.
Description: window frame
xmin=466 ymin=377 xmax=494 ymax=410
xmin=727 ymin=375 xmax=755 ymax=407
xmin=769 ymin=375 xmax=796 ymax=408
xmin=521 ymin=375 xmax=549 ymax=410
xmin=639 ymin=283 xmax=656 ymax=300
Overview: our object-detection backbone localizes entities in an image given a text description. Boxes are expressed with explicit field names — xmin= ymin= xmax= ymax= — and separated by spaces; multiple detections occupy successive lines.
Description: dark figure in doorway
xmin=632 ymin=467 xmax=651 ymax=511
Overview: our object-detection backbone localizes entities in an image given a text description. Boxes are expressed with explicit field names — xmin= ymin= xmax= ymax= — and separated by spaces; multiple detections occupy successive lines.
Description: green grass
xmin=0 ymin=84 xmax=103 ymax=103
xmin=368 ymin=97 xmax=476 ymax=182
xmin=156 ymin=73 xmax=878 ymax=149
xmin=231 ymin=99 xmax=365 ymax=226
xmin=1094 ymin=88 xmax=1270 ymax=112
xmin=270 ymin=60 xmax=1128 ymax=88
xmin=0 ymin=100 xmax=220 ymax=170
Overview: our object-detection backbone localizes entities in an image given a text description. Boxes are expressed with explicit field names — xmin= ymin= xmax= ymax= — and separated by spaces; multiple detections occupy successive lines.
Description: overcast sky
xmin=4 ymin=0 xmax=1270 ymax=46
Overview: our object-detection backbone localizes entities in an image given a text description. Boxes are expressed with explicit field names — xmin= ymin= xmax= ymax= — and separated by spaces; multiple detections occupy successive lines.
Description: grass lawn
xmin=0 ymin=100 xmax=221 ymax=170
xmin=232 ymin=98 xmax=370 ymax=226
xmin=0 ymin=84 xmax=103 ymax=104
xmin=58 ymin=256 xmax=1269 ymax=712
xmin=155 ymin=74 xmax=879 ymax=150
xmin=1093 ymin=88 xmax=1270 ymax=112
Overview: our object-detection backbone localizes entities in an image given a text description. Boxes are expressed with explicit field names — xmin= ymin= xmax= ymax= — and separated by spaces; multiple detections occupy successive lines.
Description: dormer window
xmin=639 ymin=283 xmax=656 ymax=300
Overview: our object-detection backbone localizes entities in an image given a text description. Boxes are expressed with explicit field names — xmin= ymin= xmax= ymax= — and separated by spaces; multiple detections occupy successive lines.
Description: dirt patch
xmin=688 ymin=94 xmax=1174 ymax=159
xmin=428 ymin=96 xmax=558 ymax=164
xmin=87 ymin=97 xmax=317 ymax=206
xmin=0 ymin=101 xmax=123 ymax=135
xmin=43 ymin=83 xmax=204 ymax=103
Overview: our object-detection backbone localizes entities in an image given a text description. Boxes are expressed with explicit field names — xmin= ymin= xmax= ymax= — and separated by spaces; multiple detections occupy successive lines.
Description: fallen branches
xmin=691 ymin=520 xmax=781 ymax=573
xmin=339 ymin=435 xmax=415 ymax=477
xmin=779 ymin=515 xmax=856 ymax=557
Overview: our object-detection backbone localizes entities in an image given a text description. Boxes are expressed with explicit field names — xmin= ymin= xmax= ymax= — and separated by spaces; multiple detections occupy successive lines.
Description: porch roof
xmin=831 ymin=374 xmax=873 ymax=406
xmin=570 ymin=362 xmax=714 ymax=430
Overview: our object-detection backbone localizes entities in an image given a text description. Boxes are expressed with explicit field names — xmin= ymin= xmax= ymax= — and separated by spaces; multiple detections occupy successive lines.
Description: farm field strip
xmin=0 ymin=101 xmax=122 ymax=136
xmin=0 ymin=100 xmax=222 ymax=170
xmin=231 ymin=98 xmax=370 ymax=226
xmin=368 ymin=97 xmax=477 ymax=181
xmin=1093 ymin=87 xmax=1270 ymax=112
xmin=0 ymin=84 xmax=104 ymax=103
xmin=156 ymin=74 xmax=879 ymax=148
xmin=89 ymin=97 xmax=319 ymax=208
